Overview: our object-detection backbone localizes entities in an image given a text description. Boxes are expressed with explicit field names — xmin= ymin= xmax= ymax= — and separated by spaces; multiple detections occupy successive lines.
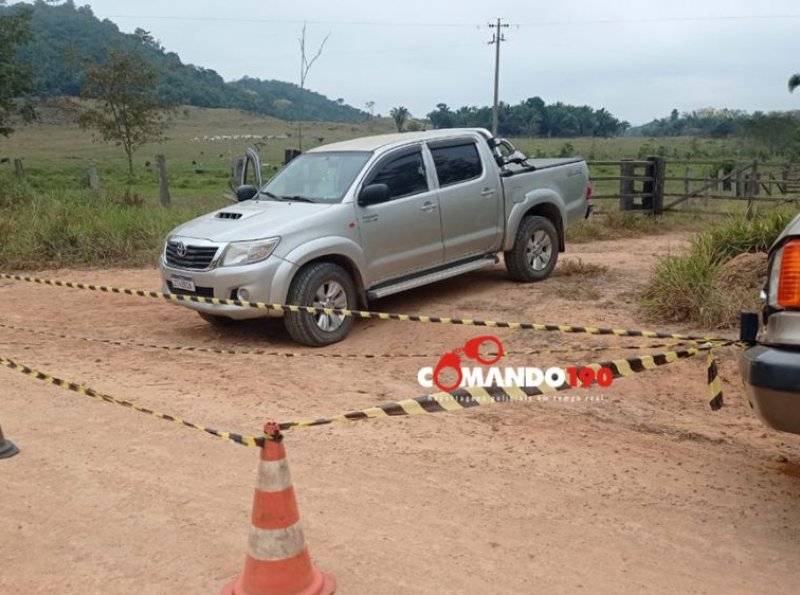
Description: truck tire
xmin=284 ymin=262 xmax=357 ymax=346
xmin=504 ymin=215 xmax=559 ymax=282
xmin=198 ymin=312 xmax=238 ymax=326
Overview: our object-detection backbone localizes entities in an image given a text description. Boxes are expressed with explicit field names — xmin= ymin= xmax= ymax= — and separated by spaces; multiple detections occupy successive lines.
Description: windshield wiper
xmin=279 ymin=195 xmax=317 ymax=203
xmin=258 ymin=190 xmax=281 ymax=200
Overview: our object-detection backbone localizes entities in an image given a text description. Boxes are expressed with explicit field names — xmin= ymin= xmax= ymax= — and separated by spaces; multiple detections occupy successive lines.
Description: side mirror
xmin=358 ymin=183 xmax=390 ymax=206
xmin=236 ymin=185 xmax=258 ymax=202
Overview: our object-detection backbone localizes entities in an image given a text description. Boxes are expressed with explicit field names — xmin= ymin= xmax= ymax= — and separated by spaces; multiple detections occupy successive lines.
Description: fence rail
xmin=587 ymin=158 xmax=800 ymax=216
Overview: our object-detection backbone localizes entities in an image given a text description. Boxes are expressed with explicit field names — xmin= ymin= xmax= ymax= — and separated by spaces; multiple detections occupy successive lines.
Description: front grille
xmin=166 ymin=282 xmax=215 ymax=298
xmin=216 ymin=212 xmax=243 ymax=220
xmin=165 ymin=242 xmax=219 ymax=270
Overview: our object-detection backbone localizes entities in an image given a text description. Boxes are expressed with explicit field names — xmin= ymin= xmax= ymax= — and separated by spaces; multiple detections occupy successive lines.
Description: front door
xmin=356 ymin=147 xmax=444 ymax=285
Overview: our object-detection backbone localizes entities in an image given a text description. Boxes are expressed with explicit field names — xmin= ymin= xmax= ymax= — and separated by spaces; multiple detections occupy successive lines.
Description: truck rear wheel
xmin=504 ymin=215 xmax=559 ymax=282
xmin=284 ymin=262 xmax=357 ymax=346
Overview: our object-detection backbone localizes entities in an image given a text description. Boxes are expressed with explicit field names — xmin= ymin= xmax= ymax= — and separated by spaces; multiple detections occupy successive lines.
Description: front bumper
xmin=159 ymin=255 xmax=297 ymax=320
xmin=737 ymin=344 xmax=800 ymax=435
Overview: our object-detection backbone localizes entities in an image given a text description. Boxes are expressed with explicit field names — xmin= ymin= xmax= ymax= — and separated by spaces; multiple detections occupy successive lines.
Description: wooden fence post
xmin=683 ymin=165 xmax=692 ymax=210
xmin=642 ymin=156 xmax=665 ymax=215
xmin=13 ymin=159 xmax=23 ymax=179
xmin=156 ymin=154 xmax=170 ymax=206
xmin=87 ymin=163 xmax=101 ymax=195
xmin=744 ymin=161 xmax=757 ymax=220
xmin=751 ymin=160 xmax=760 ymax=196
xmin=619 ymin=159 xmax=635 ymax=211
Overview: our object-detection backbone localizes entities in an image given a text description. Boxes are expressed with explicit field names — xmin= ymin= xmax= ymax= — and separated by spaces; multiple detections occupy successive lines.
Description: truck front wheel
xmin=284 ymin=262 xmax=357 ymax=346
xmin=504 ymin=215 xmax=559 ymax=282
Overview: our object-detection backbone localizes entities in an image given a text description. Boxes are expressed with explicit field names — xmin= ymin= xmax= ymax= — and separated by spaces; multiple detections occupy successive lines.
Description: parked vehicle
xmin=738 ymin=212 xmax=800 ymax=434
xmin=159 ymin=128 xmax=592 ymax=346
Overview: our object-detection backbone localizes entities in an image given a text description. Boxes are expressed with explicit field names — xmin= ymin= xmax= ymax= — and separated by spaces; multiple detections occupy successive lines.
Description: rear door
xmin=356 ymin=146 xmax=444 ymax=285
xmin=428 ymin=139 xmax=503 ymax=263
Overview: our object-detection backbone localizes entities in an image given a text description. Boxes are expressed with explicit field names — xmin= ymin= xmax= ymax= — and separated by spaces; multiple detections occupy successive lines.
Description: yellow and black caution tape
xmin=279 ymin=342 xmax=721 ymax=430
xmin=1 ymin=343 xmax=722 ymax=448
xmin=0 ymin=320 xmax=705 ymax=360
xmin=0 ymin=354 xmax=268 ymax=447
xmin=0 ymin=272 xmax=732 ymax=343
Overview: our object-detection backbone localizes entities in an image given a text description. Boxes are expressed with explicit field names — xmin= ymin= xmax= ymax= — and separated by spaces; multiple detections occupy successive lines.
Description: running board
xmin=367 ymin=256 xmax=499 ymax=300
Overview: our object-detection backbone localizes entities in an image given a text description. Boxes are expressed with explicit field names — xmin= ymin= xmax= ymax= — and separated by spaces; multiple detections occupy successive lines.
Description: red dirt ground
xmin=1 ymin=231 xmax=799 ymax=594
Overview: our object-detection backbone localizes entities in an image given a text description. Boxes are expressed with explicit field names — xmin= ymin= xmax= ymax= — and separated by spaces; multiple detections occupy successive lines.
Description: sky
xmin=43 ymin=0 xmax=800 ymax=124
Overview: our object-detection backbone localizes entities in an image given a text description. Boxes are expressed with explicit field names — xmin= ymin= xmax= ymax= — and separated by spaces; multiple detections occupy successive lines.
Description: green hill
xmin=1 ymin=0 xmax=365 ymax=123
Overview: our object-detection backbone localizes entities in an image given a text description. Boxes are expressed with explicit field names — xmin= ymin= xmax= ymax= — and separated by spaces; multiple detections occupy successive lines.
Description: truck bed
xmin=501 ymin=157 xmax=585 ymax=177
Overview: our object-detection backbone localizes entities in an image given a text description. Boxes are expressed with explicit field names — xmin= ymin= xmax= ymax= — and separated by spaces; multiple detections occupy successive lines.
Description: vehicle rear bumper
xmin=737 ymin=344 xmax=800 ymax=435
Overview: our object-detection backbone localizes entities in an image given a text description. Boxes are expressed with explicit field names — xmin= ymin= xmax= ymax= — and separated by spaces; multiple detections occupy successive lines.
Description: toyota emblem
xmin=176 ymin=241 xmax=187 ymax=258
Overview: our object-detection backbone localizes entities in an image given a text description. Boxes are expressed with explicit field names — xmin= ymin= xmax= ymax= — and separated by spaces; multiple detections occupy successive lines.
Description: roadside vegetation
xmin=640 ymin=210 xmax=795 ymax=328
xmin=0 ymin=172 xmax=218 ymax=269
xmin=566 ymin=211 xmax=714 ymax=243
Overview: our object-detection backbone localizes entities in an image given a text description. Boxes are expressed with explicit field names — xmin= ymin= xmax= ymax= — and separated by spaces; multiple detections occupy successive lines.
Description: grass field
xmin=0 ymin=105 xmax=796 ymax=273
xmin=0 ymin=105 xmax=778 ymax=202
xmin=0 ymin=106 xmax=400 ymax=202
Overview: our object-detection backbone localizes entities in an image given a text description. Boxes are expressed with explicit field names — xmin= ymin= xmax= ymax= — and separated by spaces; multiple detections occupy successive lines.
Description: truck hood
xmin=169 ymin=199 xmax=336 ymax=243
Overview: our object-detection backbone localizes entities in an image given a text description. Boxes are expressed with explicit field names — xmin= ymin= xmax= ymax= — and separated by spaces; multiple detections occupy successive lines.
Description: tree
xmin=390 ymin=106 xmax=410 ymax=132
xmin=298 ymin=22 xmax=329 ymax=90
xmin=790 ymin=74 xmax=800 ymax=93
xmin=77 ymin=47 xmax=174 ymax=178
xmin=0 ymin=2 xmax=34 ymax=137
xmin=427 ymin=103 xmax=455 ymax=129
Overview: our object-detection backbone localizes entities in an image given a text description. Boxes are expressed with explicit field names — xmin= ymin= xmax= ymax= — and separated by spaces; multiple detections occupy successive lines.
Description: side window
xmin=430 ymin=143 xmax=483 ymax=188
xmin=367 ymin=151 xmax=428 ymax=200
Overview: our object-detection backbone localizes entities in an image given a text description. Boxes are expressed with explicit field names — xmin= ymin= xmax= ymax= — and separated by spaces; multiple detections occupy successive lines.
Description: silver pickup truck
xmin=160 ymin=128 xmax=591 ymax=346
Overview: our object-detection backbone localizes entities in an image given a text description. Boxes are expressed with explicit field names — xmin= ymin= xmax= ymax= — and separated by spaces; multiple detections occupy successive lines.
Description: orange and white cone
xmin=222 ymin=422 xmax=336 ymax=595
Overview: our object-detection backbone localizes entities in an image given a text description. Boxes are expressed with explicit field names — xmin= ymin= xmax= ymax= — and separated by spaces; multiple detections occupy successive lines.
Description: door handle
xmin=420 ymin=202 xmax=438 ymax=213
xmin=480 ymin=188 xmax=497 ymax=197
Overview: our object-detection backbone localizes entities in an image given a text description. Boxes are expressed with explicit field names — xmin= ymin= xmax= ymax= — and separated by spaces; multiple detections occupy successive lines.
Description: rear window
xmin=431 ymin=143 xmax=483 ymax=187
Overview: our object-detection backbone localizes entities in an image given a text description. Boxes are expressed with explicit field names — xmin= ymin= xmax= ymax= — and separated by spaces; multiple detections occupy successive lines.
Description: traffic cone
xmin=222 ymin=422 xmax=335 ymax=595
xmin=0 ymin=423 xmax=19 ymax=459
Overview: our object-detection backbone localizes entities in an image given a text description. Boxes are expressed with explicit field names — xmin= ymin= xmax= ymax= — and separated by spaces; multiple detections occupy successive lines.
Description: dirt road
xmin=1 ymin=231 xmax=799 ymax=594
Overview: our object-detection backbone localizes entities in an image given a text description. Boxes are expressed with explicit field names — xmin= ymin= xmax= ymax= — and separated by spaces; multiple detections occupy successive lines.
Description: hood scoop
xmin=216 ymin=211 xmax=244 ymax=220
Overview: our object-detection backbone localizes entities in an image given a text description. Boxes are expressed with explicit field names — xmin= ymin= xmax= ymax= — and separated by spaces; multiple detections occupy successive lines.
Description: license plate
xmin=171 ymin=274 xmax=195 ymax=292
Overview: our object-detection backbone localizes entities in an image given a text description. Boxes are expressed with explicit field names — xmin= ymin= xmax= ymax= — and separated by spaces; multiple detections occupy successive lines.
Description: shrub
xmin=640 ymin=210 xmax=796 ymax=328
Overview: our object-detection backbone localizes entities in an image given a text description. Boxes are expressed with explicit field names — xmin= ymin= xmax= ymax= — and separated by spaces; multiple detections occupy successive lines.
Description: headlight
xmin=162 ymin=235 xmax=174 ymax=260
xmin=221 ymin=237 xmax=280 ymax=267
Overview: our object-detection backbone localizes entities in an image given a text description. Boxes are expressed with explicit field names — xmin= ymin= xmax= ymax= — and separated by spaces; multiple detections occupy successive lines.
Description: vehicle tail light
xmin=778 ymin=239 xmax=800 ymax=308
xmin=586 ymin=185 xmax=593 ymax=201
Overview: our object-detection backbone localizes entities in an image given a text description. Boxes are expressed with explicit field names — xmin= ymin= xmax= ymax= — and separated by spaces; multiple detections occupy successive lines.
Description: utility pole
xmin=488 ymin=18 xmax=509 ymax=137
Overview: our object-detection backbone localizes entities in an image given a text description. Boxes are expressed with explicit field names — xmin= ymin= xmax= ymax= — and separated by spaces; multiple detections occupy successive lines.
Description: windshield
xmin=260 ymin=151 xmax=372 ymax=203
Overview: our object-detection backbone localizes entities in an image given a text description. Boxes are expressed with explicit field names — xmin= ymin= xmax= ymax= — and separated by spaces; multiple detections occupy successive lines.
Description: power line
xmin=516 ymin=14 xmax=800 ymax=26
xmin=95 ymin=13 xmax=800 ymax=28
xmin=96 ymin=14 xmax=482 ymax=28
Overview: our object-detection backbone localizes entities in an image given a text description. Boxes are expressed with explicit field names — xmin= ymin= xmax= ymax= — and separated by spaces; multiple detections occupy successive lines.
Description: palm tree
xmin=789 ymin=74 xmax=800 ymax=93
xmin=390 ymin=106 xmax=410 ymax=132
